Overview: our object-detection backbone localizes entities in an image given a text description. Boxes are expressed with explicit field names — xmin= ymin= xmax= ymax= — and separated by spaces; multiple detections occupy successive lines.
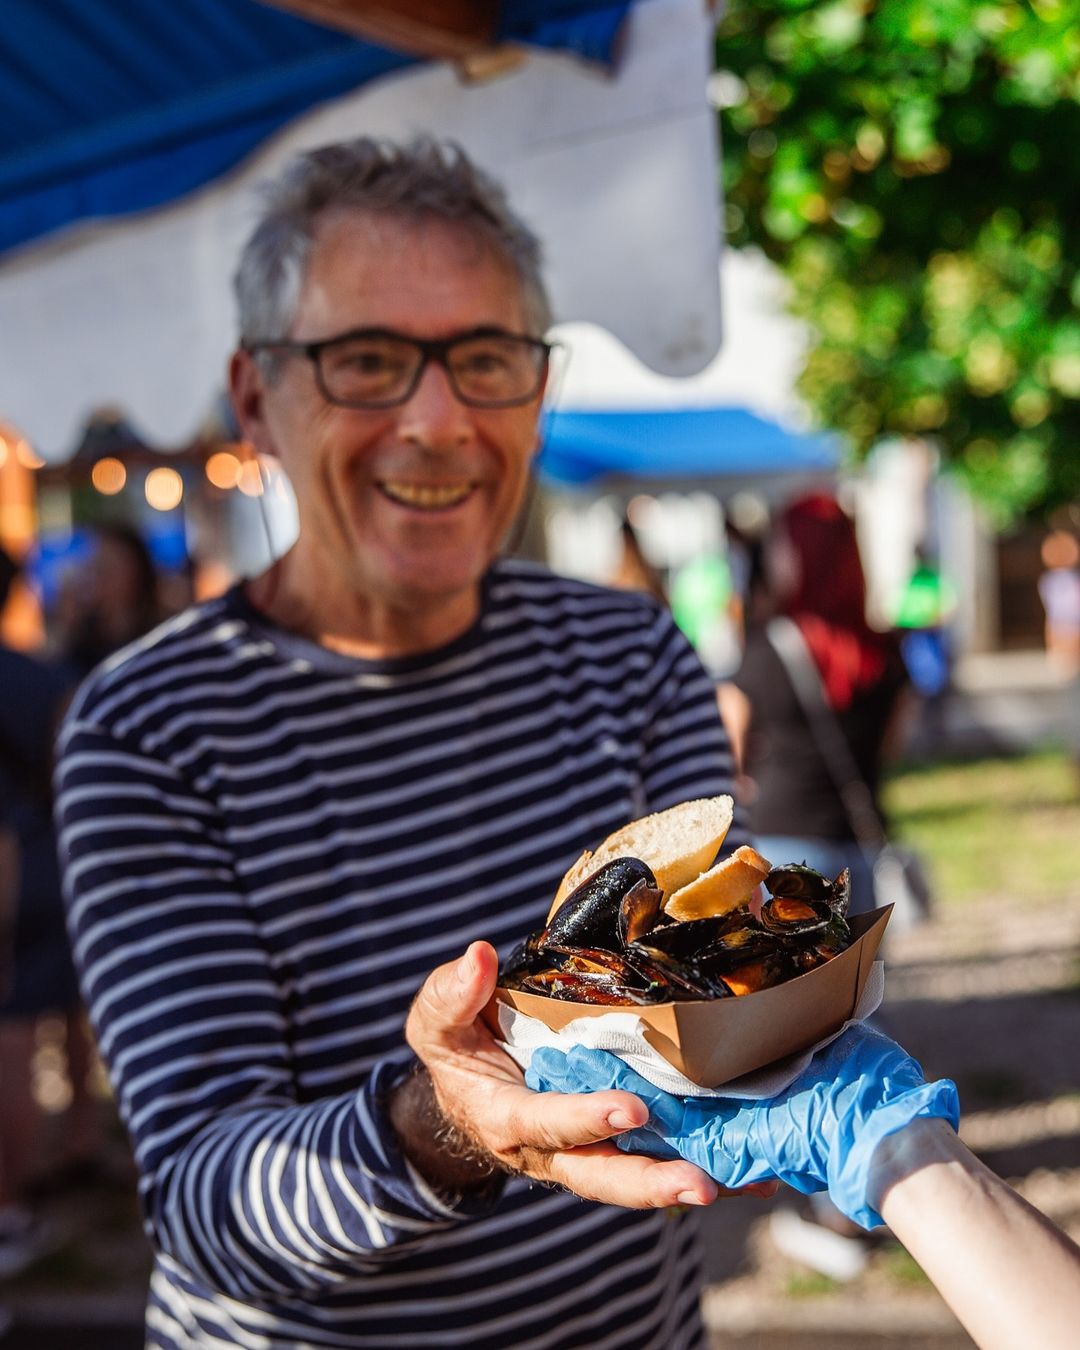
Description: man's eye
xmin=460 ymin=348 xmax=511 ymax=374
xmin=327 ymin=345 xmax=412 ymax=383
xmin=344 ymin=350 xmax=396 ymax=373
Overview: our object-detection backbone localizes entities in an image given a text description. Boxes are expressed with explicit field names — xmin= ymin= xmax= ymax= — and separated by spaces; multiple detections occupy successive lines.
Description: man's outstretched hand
xmin=394 ymin=941 xmax=773 ymax=1209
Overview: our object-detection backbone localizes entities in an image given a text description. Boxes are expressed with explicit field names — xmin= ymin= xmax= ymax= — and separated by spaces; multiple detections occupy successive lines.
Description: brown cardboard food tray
xmin=488 ymin=905 xmax=891 ymax=1088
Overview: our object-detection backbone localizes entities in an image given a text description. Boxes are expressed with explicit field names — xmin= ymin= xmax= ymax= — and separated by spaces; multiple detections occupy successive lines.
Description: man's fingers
xmin=501 ymin=1083 xmax=651 ymax=1154
xmin=407 ymin=941 xmax=499 ymax=1048
xmin=547 ymin=1142 xmax=719 ymax=1210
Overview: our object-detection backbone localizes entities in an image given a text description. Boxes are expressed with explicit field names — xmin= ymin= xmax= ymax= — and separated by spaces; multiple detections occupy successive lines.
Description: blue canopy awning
xmin=538 ymin=406 xmax=840 ymax=487
xmin=0 ymin=0 xmax=629 ymax=257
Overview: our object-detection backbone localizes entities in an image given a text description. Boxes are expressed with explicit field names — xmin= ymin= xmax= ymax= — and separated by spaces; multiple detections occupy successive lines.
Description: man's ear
xmin=229 ymin=348 xmax=276 ymax=457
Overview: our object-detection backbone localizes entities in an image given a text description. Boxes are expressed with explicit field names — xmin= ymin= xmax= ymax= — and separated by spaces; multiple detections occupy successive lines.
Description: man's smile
xmin=377 ymin=479 xmax=476 ymax=510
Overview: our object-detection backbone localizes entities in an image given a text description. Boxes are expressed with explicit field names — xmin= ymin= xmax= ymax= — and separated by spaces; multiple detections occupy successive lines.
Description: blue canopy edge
xmin=538 ymin=406 xmax=841 ymax=487
xmin=0 ymin=0 xmax=631 ymax=257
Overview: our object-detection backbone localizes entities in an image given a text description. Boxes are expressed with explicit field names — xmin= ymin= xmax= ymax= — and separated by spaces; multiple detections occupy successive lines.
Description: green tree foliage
xmin=714 ymin=0 xmax=1080 ymax=521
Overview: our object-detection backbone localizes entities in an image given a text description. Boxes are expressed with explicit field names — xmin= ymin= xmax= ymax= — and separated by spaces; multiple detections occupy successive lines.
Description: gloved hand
xmin=525 ymin=1023 xmax=959 ymax=1229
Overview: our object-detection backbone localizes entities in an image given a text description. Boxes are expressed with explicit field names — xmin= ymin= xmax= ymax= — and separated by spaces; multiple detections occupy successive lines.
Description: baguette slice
xmin=547 ymin=796 xmax=734 ymax=920
xmin=663 ymin=844 xmax=772 ymax=923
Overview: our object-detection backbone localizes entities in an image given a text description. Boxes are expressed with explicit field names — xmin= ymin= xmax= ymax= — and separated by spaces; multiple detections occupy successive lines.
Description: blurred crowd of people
xmin=611 ymin=492 xmax=921 ymax=918
xmin=0 ymin=524 xmax=173 ymax=1281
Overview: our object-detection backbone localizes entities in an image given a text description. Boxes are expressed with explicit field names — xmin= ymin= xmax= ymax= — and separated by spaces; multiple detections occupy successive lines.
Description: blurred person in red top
xmin=718 ymin=492 xmax=910 ymax=916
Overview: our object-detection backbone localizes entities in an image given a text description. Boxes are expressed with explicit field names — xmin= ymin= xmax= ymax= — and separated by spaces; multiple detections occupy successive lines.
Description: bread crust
xmin=663 ymin=844 xmax=771 ymax=922
xmin=546 ymin=796 xmax=735 ymax=919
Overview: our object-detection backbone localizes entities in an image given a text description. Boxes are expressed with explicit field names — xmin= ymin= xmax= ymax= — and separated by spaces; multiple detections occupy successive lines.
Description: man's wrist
xmin=389 ymin=1062 xmax=506 ymax=1200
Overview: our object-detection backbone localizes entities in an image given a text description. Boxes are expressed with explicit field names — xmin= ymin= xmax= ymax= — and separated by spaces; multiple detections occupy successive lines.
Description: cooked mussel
xmin=758 ymin=895 xmax=832 ymax=937
xmin=521 ymin=970 xmax=661 ymax=1004
xmin=625 ymin=943 xmax=732 ymax=1000
xmin=764 ymin=864 xmax=834 ymax=905
xmin=830 ymin=868 xmax=851 ymax=917
xmin=541 ymin=858 xmax=662 ymax=951
xmin=505 ymin=858 xmax=852 ymax=1007
xmin=714 ymin=949 xmax=795 ymax=996
xmin=640 ymin=911 xmax=751 ymax=960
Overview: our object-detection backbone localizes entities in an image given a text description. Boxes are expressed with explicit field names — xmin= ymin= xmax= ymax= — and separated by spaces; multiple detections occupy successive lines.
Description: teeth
xmin=380 ymin=481 xmax=473 ymax=509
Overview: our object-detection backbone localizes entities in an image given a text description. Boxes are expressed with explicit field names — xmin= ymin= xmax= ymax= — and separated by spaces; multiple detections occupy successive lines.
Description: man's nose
xmin=397 ymin=357 xmax=473 ymax=447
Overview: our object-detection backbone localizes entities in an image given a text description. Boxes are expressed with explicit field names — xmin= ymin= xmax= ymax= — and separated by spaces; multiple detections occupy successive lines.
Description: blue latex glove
xmin=525 ymin=1024 xmax=959 ymax=1229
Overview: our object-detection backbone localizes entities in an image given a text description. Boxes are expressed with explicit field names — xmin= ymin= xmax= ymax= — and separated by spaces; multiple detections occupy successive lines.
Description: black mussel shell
xmin=641 ymin=911 xmax=752 ymax=960
xmin=625 ymin=943 xmax=732 ymax=1000
xmin=830 ymin=868 xmax=851 ymax=917
xmin=498 ymin=931 xmax=545 ymax=984
xmin=712 ymin=949 xmax=794 ymax=996
xmin=764 ymin=864 xmax=833 ymax=905
xmin=541 ymin=857 xmax=659 ymax=952
xmin=528 ymin=971 xmax=660 ymax=1005
xmin=618 ymin=877 xmax=664 ymax=946
xmin=695 ymin=924 xmax=779 ymax=971
xmin=758 ymin=895 xmax=833 ymax=937
xmin=812 ymin=915 xmax=852 ymax=958
xmin=542 ymin=944 xmax=650 ymax=987
xmin=790 ymin=945 xmax=831 ymax=975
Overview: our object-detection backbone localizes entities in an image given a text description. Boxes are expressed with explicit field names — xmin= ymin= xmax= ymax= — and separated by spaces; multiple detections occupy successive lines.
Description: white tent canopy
xmin=0 ymin=0 xmax=724 ymax=460
xmin=550 ymin=246 xmax=810 ymax=424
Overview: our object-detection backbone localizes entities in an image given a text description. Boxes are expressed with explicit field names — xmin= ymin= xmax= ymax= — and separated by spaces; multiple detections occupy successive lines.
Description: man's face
xmin=236 ymin=210 xmax=545 ymax=628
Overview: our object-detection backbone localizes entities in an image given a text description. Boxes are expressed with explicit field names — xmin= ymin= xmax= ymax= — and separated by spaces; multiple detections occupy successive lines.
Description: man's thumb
xmin=422 ymin=941 xmax=499 ymax=1029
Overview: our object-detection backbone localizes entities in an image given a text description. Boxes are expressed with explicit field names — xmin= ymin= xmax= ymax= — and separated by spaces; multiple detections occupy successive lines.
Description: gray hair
xmin=234 ymin=136 xmax=553 ymax=365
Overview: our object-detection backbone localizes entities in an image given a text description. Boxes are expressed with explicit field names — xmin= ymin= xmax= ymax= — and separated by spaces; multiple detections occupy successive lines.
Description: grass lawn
xmin=882 ymin=747 xmax=1080 ymax=907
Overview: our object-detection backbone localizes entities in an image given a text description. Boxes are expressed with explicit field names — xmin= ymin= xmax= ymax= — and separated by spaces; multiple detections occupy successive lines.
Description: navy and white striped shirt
xmin=56 ymin=559 xmax=745 ymax=1348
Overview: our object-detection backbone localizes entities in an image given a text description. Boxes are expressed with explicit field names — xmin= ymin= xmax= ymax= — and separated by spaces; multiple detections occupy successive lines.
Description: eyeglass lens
xmin=317 ymin=334 xmax=545 ymax=407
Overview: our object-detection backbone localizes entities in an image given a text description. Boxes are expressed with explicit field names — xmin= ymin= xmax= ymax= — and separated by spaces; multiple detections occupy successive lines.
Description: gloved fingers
xmin=563 ymin=1047 xmax=688 ymax=1134
xmin=525 ymin=1046 xmax=587 ymax=1096
xmin=613 ymin=1127 xmax=682 ymax=1161
xmin=527 ymin=1046 xmax=688 ymax=1136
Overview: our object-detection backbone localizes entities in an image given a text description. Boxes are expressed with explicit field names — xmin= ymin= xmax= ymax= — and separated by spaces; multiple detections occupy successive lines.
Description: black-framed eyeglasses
xmin=243 ymin=327 xmax=553 ymax=410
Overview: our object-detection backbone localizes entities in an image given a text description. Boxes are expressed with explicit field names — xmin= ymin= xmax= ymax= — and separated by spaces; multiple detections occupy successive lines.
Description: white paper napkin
xmin=499 ymin=959 xmax=885 ymax=1099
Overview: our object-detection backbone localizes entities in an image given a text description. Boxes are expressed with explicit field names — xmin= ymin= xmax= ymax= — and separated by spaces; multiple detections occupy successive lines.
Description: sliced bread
xmin=663 ymin=844 xmax=772 ymax=923
xmin=546 ymin=796 xmax=734 ymax=919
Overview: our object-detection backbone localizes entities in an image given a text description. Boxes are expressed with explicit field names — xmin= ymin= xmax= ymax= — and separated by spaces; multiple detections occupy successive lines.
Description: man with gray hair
xmin=56 ymin=137 xmax=751 ymax=1347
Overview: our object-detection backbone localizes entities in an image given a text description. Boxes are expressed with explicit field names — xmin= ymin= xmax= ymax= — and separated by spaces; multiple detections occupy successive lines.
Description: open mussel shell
xmin=506 ymin=854 xmax=857 ymax=1006
xmin=524 ymin=969 xmax=667 ymax=1004
xmin=541 ymin=857 xmax=661 ymax=951
xmin=758 ymin=895 xmax=833 ymax=937
xmin=618 ymin=877 xmax=664 ymax=945
xmin=712 ymin=949 xmax=796 ymax=997
xmin=830 ymin=867 xmax=851 ymax=917
xmin=764 ymin=864 xmax=834 ymax=905
xmin=542 ymin=945 xmax=647 ymax=985
xmin=695 ymin=923 xmax=779 ymax=967
xmin=639 ymin=911 xmax=751 ymax=961
xmin=812 ymin=914 xmax=852 ymax=958
xmin=624 ymin=943 xmax=733 ymax=1000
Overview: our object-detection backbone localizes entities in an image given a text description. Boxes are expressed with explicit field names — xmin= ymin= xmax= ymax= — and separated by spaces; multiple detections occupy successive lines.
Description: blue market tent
xmin=538 ymin=406 xmax=840 ymax=488
xmin=0 ymin=0 xmax=629 ymax=256
xmin=0 ymin=0 xmax=728 ymax=456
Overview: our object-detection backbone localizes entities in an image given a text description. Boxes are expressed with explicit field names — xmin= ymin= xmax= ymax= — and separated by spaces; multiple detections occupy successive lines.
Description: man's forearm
xmin=389 ymin=1063 xmax=506 ymax=1197
xmin=874 ymin=1118 xmax=1080 ymax=1350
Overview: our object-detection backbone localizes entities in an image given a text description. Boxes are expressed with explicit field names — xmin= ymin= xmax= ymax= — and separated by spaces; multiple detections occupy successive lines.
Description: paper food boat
xmin=489 ymin=905 xmax=891 ymax=1088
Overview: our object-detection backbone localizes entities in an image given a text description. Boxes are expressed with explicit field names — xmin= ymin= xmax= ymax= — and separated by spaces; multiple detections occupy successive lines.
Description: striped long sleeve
xmin=55 ymin=560 xmax=743 ymax=1348
xmin=59 ymin=716 xmax=497 ymax=1300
